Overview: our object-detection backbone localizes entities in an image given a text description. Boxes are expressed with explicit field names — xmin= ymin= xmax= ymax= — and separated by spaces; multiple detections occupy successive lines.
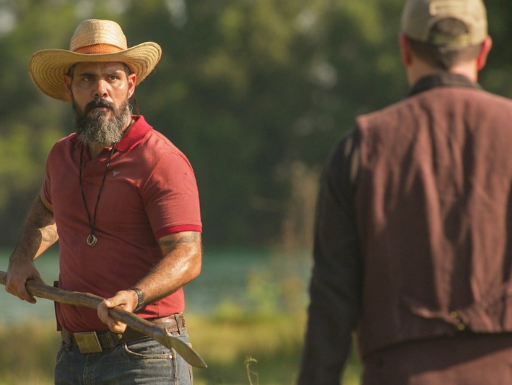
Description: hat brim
xmin=29 ymin=42 xmax=162 ymax=102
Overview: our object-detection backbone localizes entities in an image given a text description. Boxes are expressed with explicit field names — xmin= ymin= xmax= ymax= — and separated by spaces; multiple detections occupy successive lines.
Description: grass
xmin=0 ymin=310 xmax=361 ymax=384
xmin=189 ymin=310 xmax=307 ymax=384
xmin=0 ymin=320 xmax=60 ymax=385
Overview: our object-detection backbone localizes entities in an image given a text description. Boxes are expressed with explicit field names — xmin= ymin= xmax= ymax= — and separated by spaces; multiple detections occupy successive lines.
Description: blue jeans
xmin=54 ymin=331 xmax=193 ymax=384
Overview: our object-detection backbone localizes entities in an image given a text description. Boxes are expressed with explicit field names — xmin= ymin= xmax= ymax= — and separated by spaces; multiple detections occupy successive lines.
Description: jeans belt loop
xmin=104 ymin=330 xmax=119 ymax=348
xmin=174 ymin=313 xmax=183 ymax=335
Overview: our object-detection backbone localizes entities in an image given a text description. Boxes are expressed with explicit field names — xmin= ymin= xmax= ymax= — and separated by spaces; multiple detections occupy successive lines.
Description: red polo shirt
xmin=44 ymin=116 xmax=202 ymax=333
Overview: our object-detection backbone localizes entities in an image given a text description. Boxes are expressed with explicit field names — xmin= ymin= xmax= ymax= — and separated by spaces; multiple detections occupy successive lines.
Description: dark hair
xmin=408 ymin=18 xmax=482 ymax=70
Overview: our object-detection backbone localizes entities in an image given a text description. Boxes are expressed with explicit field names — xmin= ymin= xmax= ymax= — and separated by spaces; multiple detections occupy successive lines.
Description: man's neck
xmin=88 ymin=144 xmax=109 ymax=159
xmin=406 ymin=57 xmax=478 ymax=86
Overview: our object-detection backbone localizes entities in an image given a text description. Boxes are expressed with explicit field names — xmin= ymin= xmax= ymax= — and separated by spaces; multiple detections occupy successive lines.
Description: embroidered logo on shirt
xmin=113 ymin=171 xmax=120 ymax=177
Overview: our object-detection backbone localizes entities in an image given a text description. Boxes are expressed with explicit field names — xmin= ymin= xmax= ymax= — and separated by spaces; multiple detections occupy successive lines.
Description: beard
xmin=73 ymin=97 xmax=132 ymax=147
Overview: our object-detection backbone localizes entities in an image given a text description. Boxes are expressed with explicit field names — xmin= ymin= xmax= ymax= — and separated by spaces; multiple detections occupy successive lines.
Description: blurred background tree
xmin=0 ymin=0 xmax=508 ymax=249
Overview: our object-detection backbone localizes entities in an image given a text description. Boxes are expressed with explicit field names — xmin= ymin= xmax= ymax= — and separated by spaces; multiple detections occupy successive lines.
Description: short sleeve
xmin=141 ymin=151 xmax=202 ymax=239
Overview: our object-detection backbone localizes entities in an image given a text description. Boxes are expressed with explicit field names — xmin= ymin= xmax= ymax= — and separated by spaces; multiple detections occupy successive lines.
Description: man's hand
xmin=97 ymin=289 xmax=139 ymax=333
xmin=5 ymin=260 xmax=43 ymax=304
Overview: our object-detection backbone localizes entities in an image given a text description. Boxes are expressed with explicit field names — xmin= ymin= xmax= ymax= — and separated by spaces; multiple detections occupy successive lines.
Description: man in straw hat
xmin=299 ymin=0 xmax=512 ymax=384
xmin=5 ymin=19 xmax=201 ymax=384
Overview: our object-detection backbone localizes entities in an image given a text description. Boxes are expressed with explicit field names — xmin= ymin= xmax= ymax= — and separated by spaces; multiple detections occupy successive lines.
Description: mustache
xmin=84 ymin=98 xmax=115 ymax=115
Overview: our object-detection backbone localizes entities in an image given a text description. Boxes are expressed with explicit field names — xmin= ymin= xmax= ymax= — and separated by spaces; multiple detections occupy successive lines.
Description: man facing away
xmin=299 ymin=0 xmax=512 ymax=384
xmin=6 ymin=19 xmax=202 ymax=384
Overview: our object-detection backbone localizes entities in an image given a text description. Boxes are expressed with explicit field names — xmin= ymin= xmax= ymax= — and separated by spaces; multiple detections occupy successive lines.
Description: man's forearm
xmin=136 ymin=231 xmax=202 ymax=305
xmin=6 ymin=191 xmax=57 ymax=303
xmin=10 ymin=192 xmax=58 ymax=264
xmin=98 ymin=231 xmax=202 ymax=333
xmin=98 ymin=231 xmax=202 ymax=332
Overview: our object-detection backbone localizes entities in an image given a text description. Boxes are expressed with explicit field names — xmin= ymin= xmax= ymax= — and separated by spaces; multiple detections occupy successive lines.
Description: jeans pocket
xmin=123 ymin=338 xmax=174 ymax=360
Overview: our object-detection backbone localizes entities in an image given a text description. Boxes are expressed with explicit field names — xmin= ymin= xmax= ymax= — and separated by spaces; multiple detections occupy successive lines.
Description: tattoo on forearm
xmin=13 ymin=196 xmax=57 ymax=259
xmin=29 ymin=201 xmax=54 ymax=229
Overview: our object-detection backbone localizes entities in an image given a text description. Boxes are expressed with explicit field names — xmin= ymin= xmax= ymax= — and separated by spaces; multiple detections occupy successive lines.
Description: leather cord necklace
xmin=79 ymin=144 xmax=116 ymax=246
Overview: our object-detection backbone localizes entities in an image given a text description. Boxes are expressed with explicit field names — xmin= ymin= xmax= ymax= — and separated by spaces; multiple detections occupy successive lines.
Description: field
xmin=0 ymin=310 xmax=362 ymax=384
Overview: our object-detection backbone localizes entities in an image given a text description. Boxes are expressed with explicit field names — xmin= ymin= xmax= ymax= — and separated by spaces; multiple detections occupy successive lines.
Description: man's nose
xmin=93 ymin=79 xmax=108 ymax=98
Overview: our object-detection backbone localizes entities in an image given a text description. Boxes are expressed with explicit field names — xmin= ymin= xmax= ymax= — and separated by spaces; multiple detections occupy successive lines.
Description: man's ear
xmin=477 ymin=35 xmax=493 ymax=71
xmin=399 ymin=33 xmax=413 ymax=67
xmin=127 ymin=73 xmax=137 ymax=99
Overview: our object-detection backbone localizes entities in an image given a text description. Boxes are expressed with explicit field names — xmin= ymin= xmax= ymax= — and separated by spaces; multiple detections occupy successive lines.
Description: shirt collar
xmin=407 ymin=73 xmax=482 ymax=98
xmin=115 ymin=115 xmax=152 ymax=152
xmin=70 ymin=115 xmax=152 ymax=152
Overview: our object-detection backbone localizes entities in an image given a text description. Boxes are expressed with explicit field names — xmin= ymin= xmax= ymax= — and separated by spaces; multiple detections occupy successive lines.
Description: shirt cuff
xmin=155 ymin=225 xmax=202 ymax=239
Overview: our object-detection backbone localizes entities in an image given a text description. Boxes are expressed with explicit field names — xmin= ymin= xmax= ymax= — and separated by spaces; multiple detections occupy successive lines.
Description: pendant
xmin=87 ymin=234 xmax=98 ymax=247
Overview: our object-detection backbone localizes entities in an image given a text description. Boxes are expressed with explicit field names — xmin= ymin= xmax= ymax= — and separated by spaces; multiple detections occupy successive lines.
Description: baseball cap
xmin=401 ymin=0 xmax=487 ymax=46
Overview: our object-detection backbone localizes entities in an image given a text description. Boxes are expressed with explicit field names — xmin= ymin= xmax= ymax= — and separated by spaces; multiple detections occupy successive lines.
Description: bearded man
xmin=5 ymin=19 xmax=202 ymax=385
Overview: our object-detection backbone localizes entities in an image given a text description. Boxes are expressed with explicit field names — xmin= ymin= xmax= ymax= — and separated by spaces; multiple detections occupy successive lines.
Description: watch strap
xmin=131 ymin=287 xmax=144 ymax=312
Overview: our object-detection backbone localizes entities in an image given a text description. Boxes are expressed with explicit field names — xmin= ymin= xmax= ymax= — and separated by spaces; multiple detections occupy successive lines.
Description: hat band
xmin=73 ymin=43 xmax=124 ymax=54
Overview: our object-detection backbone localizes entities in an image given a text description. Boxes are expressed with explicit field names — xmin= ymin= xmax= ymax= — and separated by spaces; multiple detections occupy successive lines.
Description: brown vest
xmin=355 ymin=85 xmax=512 ymax=358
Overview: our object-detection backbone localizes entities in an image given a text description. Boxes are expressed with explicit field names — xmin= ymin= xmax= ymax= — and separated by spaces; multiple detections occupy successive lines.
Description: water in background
xmin=0 ymin=247 xmax=311 ymax=324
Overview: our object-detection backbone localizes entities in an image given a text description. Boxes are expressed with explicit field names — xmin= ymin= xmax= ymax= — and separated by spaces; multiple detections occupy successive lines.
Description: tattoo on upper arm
xmin=158 ymin=232 xmax=199 ymax=247
xmin=177 ymin=233 xmax=199 ymax=244
xmin=159 ymin=240 xmax=176 ymax=247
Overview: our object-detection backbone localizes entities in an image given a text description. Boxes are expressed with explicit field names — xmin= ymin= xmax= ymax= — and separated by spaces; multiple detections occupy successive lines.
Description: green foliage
xmin=0 ymin=0 xmax=510 ymax=247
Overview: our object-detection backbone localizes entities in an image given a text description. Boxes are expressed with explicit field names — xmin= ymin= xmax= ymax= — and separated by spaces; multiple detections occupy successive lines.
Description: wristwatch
xmin=131 ymin=287 xmax=145 ymax=312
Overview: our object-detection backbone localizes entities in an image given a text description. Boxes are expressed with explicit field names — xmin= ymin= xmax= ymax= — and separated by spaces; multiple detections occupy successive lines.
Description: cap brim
xmin=29 ymin=42 xmax=161 ymax=102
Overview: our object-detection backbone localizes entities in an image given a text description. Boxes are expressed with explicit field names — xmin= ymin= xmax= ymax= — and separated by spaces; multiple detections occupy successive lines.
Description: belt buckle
xmin=74 ymin=332 xmax=103 ymax=353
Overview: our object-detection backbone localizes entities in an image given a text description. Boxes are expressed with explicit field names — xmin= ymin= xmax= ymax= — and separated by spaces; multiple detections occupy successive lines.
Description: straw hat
xmin=29 ymin=19 xmax=162 ymax=102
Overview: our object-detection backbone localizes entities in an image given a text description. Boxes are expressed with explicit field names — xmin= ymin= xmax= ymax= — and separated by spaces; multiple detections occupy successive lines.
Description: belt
xmin=62 ymin=313 xmax=185 ymax=354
